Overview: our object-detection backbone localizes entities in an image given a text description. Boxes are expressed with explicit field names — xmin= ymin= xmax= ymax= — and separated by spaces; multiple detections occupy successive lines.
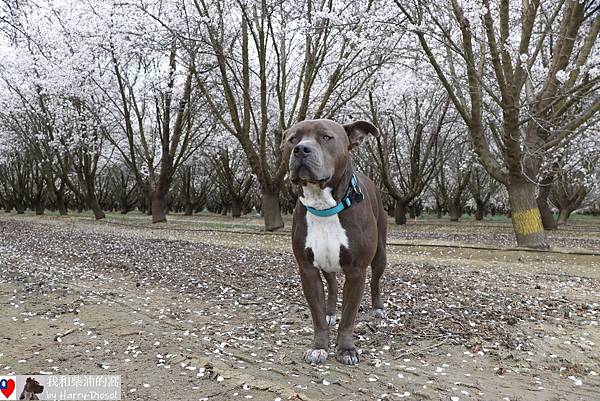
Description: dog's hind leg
xmin=370 ymin=237 xmax=387 ymax=318
xmin=323 ymin=271 xmax=337 ymax=326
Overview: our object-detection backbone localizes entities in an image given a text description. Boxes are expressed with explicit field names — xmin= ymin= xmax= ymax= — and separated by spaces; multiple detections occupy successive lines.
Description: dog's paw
xmin=326 ymin=314 xmax=336 ymax=326
xmin=336 ymin=347 xmax=360 ymax=365
xmin=304 ymin=348 xmax=328 ymax=365
xmin=371 ymin=308 xmax=387 ymax=319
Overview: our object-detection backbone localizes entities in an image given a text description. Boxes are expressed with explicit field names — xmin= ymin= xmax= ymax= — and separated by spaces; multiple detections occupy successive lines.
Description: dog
xmin=19 ymin=377 xmax=43 ymax=400
xmin=281 ymin=119 xmax=387 ymax=365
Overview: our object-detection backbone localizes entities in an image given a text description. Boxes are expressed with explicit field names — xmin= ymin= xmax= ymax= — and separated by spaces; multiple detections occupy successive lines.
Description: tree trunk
xmin=507 ymin=180 xmax=549 ymax=249
xmin=35 ymin=202 xmax=45 ymax=215
xmin=56 ymin=192 xmax=68 ymax=216
xmin=474 ymin=200 xmax=485 ymax=221
xmin=435 ymin=198 xmax=443 ymax=219
xmin=537 ymin=198 xmax=557 ymax=230
xmin=182 ymin=182 xmax=193 ymax=215
xmin=448 ymin=203 xmax=461 ymax=222
xmin=84 ymin=177 xmax=105 ymax=220
xmin=146 ymin=201 xmax=153 ymax=216
xmin=394 ymin=201 xmax=407 ymax=225
xmin=536 ymin=180 xmax=557 ymax=230
xmin=232 ymin=199 xmax=242 ymax=218
xmin=262 ymin=187 xmax=284 ymax=231
xmin=557 ymin=208 xmax=572 ymax=225
xmin=139 ymin=190 xmax=152 ymax=215
xmin=120 ymin=197 xmax=131 ymax=214
xmin=151 ymin=189 xmax=168 ymax=223
xmin=90 ymin=196 xmax=105 ymax=220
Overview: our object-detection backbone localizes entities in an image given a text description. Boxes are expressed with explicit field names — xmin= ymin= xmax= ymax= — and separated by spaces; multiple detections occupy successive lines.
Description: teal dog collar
xmin=305 ymin=174 xmax=363 ymax=217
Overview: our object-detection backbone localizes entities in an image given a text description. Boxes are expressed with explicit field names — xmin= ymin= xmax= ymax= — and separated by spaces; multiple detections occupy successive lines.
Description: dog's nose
xmin=293 ymin=144 xmax=312 ymax=158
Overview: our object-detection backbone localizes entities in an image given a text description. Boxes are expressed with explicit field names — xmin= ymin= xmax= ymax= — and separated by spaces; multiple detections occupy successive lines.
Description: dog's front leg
xmin=299 ymin=262 xmax=330 ymax=365
xmin=323 ymin=271 xmax=337 ymax=326
xmin=336 ymin=267 xmax=366 ymax=365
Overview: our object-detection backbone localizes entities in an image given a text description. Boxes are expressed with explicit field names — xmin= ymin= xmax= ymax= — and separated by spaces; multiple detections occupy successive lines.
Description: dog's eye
xmin=322 ymin=135 xmax=332 ymax=141
xmin=289 ymin=136 xmax=298 ymax=144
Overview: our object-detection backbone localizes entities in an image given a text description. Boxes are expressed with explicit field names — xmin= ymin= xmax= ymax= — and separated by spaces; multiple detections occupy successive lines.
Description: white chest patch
xmin=300 ymin=185 xmax=349 ymax=273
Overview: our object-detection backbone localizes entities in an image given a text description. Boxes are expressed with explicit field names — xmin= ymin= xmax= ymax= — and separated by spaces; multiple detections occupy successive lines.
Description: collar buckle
xmin=351 ymin=175 xmax=363 ymax=203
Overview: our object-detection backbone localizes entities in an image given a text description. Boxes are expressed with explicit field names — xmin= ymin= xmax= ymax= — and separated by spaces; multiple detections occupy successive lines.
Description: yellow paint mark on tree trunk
xmin=512 ymin=208 xmax=544 ymax=236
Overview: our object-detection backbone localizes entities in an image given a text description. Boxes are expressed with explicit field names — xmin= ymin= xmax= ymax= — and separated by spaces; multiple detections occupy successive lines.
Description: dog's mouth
xmin=290 ymin=165 xmax=330 ymax=188
xmin=293 ymin=176 xmax=330 ymax=188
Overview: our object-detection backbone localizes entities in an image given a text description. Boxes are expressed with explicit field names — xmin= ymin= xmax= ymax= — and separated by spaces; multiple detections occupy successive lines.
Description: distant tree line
xmin=0 ymin=0 xmax=598 ymax=249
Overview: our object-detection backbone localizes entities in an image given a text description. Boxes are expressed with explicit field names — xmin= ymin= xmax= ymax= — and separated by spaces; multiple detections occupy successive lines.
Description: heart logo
xmin=0 ymin=378 xmax=15 ymax=399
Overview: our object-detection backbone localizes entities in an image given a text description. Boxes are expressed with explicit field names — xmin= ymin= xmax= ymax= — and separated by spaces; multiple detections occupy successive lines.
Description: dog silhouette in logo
xmin=19 ymin=377 xmax=44 ymax=400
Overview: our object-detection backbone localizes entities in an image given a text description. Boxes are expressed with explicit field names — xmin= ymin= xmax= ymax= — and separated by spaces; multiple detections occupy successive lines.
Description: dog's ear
xmin=343 ymin=120 xmax=379 ymax=150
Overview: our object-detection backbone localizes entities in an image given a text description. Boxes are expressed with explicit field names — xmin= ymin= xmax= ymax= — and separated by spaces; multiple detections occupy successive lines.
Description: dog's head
xmin=23 ymin=377 xmax=43 ymax=394
xmin=281 ymin=119 xmax=379 ymax=188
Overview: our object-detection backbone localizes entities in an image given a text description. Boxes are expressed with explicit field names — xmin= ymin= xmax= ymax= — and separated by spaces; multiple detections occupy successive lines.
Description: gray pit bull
xmin=19 ymin=377 xmax=44 ymax=400
xmin=281 ymin=119 xmax=387 ymax=365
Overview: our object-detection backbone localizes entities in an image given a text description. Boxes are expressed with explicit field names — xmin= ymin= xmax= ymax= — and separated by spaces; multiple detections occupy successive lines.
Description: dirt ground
xmin=1 ymin=213 xmax=599 ymax=401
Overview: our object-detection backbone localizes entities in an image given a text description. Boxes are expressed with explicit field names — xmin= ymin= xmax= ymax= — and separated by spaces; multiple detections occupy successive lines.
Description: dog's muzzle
xmin=289 ymin=143 xmax=329 ymax=185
